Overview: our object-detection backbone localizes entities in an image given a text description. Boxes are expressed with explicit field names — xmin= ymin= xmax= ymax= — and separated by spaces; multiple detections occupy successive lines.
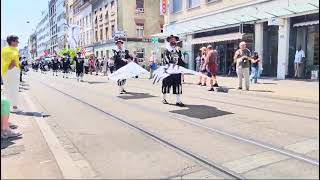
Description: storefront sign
xmin=268 ymin=17 xmax=284 ymax=26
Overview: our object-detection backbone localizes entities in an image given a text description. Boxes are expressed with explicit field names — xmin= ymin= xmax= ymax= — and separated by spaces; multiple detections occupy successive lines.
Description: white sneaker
xmin=1 ymin=129 xmax=21 ymax=139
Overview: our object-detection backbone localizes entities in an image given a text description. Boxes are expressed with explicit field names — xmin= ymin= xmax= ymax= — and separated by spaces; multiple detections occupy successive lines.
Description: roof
xmin=165 ymin=0 xmax=319 ymax=35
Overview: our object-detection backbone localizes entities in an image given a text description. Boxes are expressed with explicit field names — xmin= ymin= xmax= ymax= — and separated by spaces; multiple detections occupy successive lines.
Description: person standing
xmin=84 ymin=57 xmax=89 ymax=74
xmin=205 ymin=45 xmax=219 ymax=91
xmin=1 ymin=35 xmax=21 ymax=112
xmin=101 ymin=56 xmax=108 ymax=76
xmin=74 ymin=52 xmax=85 ymax=82
xmin=112 ymin=39 xmax=131 ymax=94
xmin=250 ymin=51 xmax=260 ymax=84
xmin=132 ymin=51 xmax=139 ymax=78
xmin=234 ymin=41 xmax=251 ymax=91
xmin=19 ymin=57 xmax=23 ymax=82
xmin=89 ymin=56 xmax=95 ymax=75
xmin=195 ymin=52 xmax=201 ymax=72
xmin=200 ymin=47 xmax=208 ymax=86
xmin=161 ymin=35 xmax=185 ymax=107
xmin=149 ymin=51 xmax=157 ymax=79
xmin=294 ymin=45 xmax=305 ymax=78
xmin=95 ymin=57 xmax=100 ymax=75
xmin=108 ymin=57 xmax=115 ymax=74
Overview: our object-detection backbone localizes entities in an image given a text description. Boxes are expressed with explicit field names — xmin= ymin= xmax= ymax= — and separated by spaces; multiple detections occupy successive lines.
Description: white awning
xmin=191 ymin=33 xmax=243 ymax=45
xmin=293 ymin=20 xmax=319 ymax=27
xmin=165 ymin=0 xmax=319 ymax=35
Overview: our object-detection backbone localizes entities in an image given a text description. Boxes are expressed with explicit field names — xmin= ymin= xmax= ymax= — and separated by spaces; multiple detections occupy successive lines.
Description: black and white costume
xmin=52 ymin=58 xmax=59 ymax=76
xmin=112 ymin=45 xmax=131 ymax=93
xmin=62 ymin=57 xmax=70 ymax=78
xmin=74 ymin=55 xmax=84 ymax=82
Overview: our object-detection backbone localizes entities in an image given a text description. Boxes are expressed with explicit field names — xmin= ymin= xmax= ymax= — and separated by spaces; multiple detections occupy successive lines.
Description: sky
xmin=1 ymin=0 xmax=48 ymax=48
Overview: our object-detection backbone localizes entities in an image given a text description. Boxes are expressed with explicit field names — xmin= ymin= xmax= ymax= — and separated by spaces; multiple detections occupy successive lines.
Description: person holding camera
xmin=233 ymin=41 xmax=251 ymax=91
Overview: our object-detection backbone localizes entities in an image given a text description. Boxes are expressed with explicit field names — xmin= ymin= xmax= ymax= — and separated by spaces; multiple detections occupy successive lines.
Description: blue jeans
xmin=250 ymin=66 xmax=259 ymax=83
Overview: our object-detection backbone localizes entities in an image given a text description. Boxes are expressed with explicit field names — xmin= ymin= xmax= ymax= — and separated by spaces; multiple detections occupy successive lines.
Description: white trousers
xmin=2 ymin=67 xmax=20 ymax=108
xmin=236 ymin=67 xmax=250 ymax=90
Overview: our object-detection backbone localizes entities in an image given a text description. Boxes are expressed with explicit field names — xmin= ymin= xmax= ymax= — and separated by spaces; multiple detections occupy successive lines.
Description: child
xmin=1 ymin=95 xmax=21 ymax=139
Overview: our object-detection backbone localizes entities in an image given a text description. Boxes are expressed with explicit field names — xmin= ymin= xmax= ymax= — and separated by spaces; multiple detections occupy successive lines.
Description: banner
xmin=66 ymin=24 xmax=81 ymax=49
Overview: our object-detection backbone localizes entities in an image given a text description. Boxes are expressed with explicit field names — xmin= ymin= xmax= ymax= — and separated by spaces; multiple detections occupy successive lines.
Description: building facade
xmin=71 ymin=0 xmax=94 ymax=55
xmin=28 ymin=32 xmax=38 ymax=59
xmin=164 ymin=0 xmax=319 ymax=79
xmin=19 ymin=46 xmax=29 ymax=59
xmin=49 ymin=0 xmax=67 ymax=55
xmin=36 ymin=10 xmax=50 ymax=58
xmin=92 ymin=0 xmax=164 ymax=66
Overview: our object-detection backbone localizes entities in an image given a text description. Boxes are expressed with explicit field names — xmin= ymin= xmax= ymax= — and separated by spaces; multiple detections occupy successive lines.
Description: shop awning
xmin=165 ymin=0 xmax=319 ymax=35
xmin=191 ymin=33 xmax=243 ymax=45
xmin=293 ymin=20 xmax=319 ymax=27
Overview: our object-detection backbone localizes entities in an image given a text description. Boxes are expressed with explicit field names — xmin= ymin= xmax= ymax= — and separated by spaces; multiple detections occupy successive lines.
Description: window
xmin=105 ymin=27 xmax=108 ymax=39
xmin=86 ymin=31 xmax=89 ymax=44
xmin=100 ymin=29 xmax=103 ymax=41
xmin=105 ymin=4 xmax=108 ymax=8
xmin=101 ymin=51 xmax=103 ymax=57
xmin=111 ymin=25 xmax=115 ymax=37
xmin=111 ymin=1 xmax=114 ymax=9
xmin=89 ymin=13 xmax=92 ymax=24
xmin=172 ymin=0 xmax=182 ymax=13
xmin=136 ymin=48 xmax=145 ymax=61
xmin=188 ymin=0 xmax=200 ymax=8
xmin=207 ymin=0 xmax=218 ymax=3
xmin=136 ymin=24 xmax=144 ymax=37
xmin=86 ymin=16 xmax=88 ymax=26
xmin=95 ymin=31 xmax=98 ymax=41
xmin=100 ymin=8 xmax=102 ymax=11
xmin=99 ymin=14 xmax=103 ymax=21
xmin=136 ymin=0 xmax=144 ymax=11
xmin=105 ymin=12 xmax=108 ymax=20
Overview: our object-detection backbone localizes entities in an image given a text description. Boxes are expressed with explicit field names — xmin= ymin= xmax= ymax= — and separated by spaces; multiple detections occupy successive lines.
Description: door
xmin=263 ymin=24 xmax=278 ymax=77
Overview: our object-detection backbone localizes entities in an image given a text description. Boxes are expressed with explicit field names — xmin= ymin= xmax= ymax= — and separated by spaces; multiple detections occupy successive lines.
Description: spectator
xmin=101 ymin=56 xmax=108 ymax=76
xmin=294 ymin=45 xmax=305 ymax=78
xmin=200 ymin=47 xmax=208 ymax=86
xmin=234 ymin=41 xmax=251 ymax=91
xmin=84 ymin=57 xmax=89 ymax=74
xmin=89 ymin=56 xmax=95 ymax=75
xmin=205 ymin=44 xmax=219 ymax=91
xmin=108 ymin=57 xmax=115 ymax=74
xmin=149 ymin=51 xmax=157 ymax=79
xmin=1 ymin=95 xmax=21 ymax=139
xmin=1 ymin=35 xmax=21 ymax=112
xmin=250 ymin=51 xmax=260 ymax=84
xmin=95 ymin=58 xmax=100 ymax=75
xmin=195 ymin=52 xmax=201 ymax=72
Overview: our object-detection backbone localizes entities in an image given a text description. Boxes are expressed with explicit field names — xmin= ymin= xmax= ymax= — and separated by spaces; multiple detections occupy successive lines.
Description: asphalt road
xmin=23 ymin=71 xmax=319 ymax=179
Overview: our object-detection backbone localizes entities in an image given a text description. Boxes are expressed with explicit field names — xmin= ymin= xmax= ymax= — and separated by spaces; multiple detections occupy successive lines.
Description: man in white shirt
xmin=294 ymin=46 xmax=305 ymax=78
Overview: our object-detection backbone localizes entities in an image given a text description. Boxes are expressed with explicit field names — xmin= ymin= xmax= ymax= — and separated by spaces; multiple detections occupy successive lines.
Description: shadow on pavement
xmin=117 ymin=92 xmax=157 ymax=100
xmin=86 ymin=81 xmax=108 ymax=84
xmin=170 ymin=105 xmax=233 ymax=119
xmin=1 ymin=137 xmax=23 ymax=150
xmin=11 ymin=111 xmax=51 ymax=118
xmin=249 ymin=89 xmax=274 ymax=93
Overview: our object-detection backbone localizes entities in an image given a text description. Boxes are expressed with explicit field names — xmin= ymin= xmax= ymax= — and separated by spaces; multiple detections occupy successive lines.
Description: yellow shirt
xmin=1 ymin=46 xmax=20 ymax=76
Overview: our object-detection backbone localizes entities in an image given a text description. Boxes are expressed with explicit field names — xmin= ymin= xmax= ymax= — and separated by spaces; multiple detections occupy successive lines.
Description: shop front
xmin=192 ymin=25 xmax=254 ymax=75
xmin=289 ymin=13 xmax=319 ymax=79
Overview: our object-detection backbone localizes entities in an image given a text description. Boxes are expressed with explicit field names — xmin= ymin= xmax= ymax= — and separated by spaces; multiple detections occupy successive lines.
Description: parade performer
xmin=62 ymin=54 xmax=70 ymax=78
xmin=112 ymin=39 xmax=131 ymax=94
xmin=52 ymin=56 xmax=59 ymax=76
xmin=152 ymin=35 xmax=199 ymax=107
xmin=109 ymin=39 xmax=148 ymax=94
xmin=74 ymin=52 xmax=85 ymax=82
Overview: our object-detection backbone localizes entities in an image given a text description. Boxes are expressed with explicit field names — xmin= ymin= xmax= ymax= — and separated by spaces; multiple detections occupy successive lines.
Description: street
xmin=1 ymin=71 xmax=319 ymax=179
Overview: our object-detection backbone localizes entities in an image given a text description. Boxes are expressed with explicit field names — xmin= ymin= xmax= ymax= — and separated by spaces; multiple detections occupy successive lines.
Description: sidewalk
xmin=184 ymin=75 xmax=319 ymax=104
xmin=1 ymin=92 xmax=63 ymax=179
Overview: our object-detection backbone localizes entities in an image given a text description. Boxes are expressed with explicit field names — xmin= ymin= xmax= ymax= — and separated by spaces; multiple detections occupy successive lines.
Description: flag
xmin=81 ymin=48 xmax=86 ymax=56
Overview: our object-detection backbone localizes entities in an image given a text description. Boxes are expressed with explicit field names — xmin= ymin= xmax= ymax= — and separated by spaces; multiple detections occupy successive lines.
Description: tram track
xmin=32 ymin=75 xmax=319 ymax=168
xmin=34 ymin=78 xmax=244 ymax=179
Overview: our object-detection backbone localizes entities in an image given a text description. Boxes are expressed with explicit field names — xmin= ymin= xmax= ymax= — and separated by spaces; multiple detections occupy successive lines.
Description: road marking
xmin=222 ymin=151 xmax=289 ymax=173
xmin=24 ymin=94 xmax=83 ymax=179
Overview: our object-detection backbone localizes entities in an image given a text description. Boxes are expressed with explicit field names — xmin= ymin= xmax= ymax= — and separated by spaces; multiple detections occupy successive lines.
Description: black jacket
xmin=112 ymin=48 xmax=131 ymax=70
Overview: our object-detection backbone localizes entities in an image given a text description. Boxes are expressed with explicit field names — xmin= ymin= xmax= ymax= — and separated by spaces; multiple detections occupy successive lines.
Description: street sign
xmin=114 ymin=31 xmax=126 ymax=38
xmin=151 ymin=37 xmax=159 ymax=44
